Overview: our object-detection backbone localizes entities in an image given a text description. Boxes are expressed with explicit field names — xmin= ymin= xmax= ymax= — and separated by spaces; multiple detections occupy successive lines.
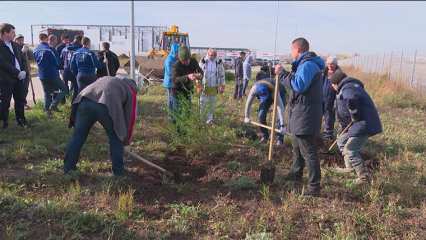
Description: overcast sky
xmin=1 ymin=1 xmax=425 ymax=55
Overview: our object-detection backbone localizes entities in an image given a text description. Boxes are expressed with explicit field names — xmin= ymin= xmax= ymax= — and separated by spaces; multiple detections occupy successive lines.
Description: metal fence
xmin=340 ymin=50 xmax=426 ymax=92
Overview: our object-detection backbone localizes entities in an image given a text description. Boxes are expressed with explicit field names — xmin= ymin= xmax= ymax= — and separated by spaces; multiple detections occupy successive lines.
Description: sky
xmin=0 ymin=1 xmax=425 ymax=55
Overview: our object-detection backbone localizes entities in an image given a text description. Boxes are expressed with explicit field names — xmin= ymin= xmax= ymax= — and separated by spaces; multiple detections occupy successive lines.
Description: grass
xmin=0 ymin=67 xmax=425 ymax=239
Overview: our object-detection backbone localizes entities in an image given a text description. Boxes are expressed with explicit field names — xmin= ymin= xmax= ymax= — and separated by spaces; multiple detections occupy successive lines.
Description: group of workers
xmin=1 ymin=22 xmax=383 ymax=197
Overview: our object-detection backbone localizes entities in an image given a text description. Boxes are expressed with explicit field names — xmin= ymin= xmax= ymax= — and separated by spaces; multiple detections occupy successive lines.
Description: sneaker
xmin=276 ymin=139 xmax=284 ymax=146
xmin=334 ymin=167 xmax=354 ymax=174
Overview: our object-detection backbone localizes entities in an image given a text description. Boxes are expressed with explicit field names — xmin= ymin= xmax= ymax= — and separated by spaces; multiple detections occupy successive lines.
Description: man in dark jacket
xmin=0 ymin=23 xmax=28 ymax=128
xmin=70 ymin=37 xmax=102 ymax=92
xmin=33 ymin=33 xmax=68 ymax=115
xmin=275 ymin=37 xmax=325 ymax=197
xmin=64 ymin=75 xmax=138 ymax=176
xmin=255 ymin=62 xmax=275 ymax=82
xmin=60 ymin=35 xmax=82 ymax=100
xmin=97 ymin=42 xmax=120 ymax=77
xmin=171 ymin=45 xmax=203 ymax=123
xmin=321 ymin=56 xmax=340 ymax=140
xmin=330 ymin=69 xmax=382 ymax=184
xmin=14 ymin=34 xmax=33 ymax=110
xmin=55 ymin=34 xmax=70 ymax=58
xmin=233 ymin=51 xmax=245 ymax=100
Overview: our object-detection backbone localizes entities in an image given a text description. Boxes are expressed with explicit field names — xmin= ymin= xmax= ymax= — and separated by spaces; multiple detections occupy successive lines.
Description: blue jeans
xmin=64 ymin=98 xmax=124 ymax=175
xmin=258 ymin=99 xmax=284 ymax=142
xmin=337 ymin=132 xmax=368 ymax=169
xmin=40 ymin=77 xmax=69 ymax=111
xmin=76 ymin=73 xmax=97 ymax=93
xmin=166 ymin=88 xmax=177 ymax=122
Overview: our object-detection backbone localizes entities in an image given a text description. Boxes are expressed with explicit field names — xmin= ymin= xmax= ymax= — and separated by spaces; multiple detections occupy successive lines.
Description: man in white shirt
xmin=0 ymin=23 xmax=28 ymax=128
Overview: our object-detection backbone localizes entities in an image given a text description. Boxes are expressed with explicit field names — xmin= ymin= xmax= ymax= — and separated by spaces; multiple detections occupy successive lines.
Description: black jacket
xmin=0 ymin=40 xmax=26 ymax=85
xmin=336 ymin=77 xmax=382 ymax=137
xmin=282 ymin=52 xmax=324 ymax=136
xmin=234 ymin=57 xmax=244 ymax=79
xmin=97 ymin=50 xmax=120 ymax=77
xmin=172 ymin=58 xmax=203 ymax=96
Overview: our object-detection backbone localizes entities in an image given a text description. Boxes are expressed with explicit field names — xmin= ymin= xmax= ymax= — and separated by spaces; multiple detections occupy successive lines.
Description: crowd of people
xmin=1 ymin=22 xmax=383 ymax=197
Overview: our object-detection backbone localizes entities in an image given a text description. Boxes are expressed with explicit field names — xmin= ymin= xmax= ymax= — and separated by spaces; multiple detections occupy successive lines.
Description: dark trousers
xmin=63 ymin=69 xmax=78 ymax=102
xmin=0 ymin=80 xmax=26 ymax=123
xmin=76 ymin=73 xmax=97 ymax=93
xmin=23 ymin=77 xmax=30 ymax=105
xmin=258 ymin=99 xmax=283 ymax=142
xmin=233 ymin=76 xmax=243 ymax=99
xmin=289 ymin=135 xmax=321 ymax=189
xmin=322 ymin=102 xmax=336 ymax=137
xmin=64 ymin=98 xmax=124 ymax=175
xmin=40 ymin=77 xmax=69 ymax=111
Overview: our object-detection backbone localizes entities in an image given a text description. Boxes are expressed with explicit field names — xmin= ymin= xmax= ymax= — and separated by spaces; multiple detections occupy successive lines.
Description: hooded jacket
xmin=72 ymin=76 xmax=138 ymax=145
xmin=243 ymin=55 xmax=252 ymax=80
xmin=163 ymin=43 xmax=180 ymax=88
xmin=336 ymin=77 xmax=382 ymax=137
xmin=282 ymin=51 xmax=325 ymax=135
xmin=199 ymin=56 xmax=225 ymax=92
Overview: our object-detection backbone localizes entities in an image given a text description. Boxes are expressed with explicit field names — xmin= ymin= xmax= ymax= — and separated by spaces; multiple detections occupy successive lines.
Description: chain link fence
xmin=340 ymin=50 xmax=426 ymax=93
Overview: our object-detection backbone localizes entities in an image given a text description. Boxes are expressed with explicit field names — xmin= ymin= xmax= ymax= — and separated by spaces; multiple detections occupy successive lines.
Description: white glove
xmin=18 ymin=71 xmax=26 ymax=80
xmin=244 ymin=117 xmax=250 ymax=124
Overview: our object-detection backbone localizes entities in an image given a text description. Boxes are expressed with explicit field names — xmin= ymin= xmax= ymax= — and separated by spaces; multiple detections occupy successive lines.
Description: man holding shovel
xmin=275 ymin=37 xmax=325 ymax=197
xmin=330 ymin=69 xmax=382 ymax=184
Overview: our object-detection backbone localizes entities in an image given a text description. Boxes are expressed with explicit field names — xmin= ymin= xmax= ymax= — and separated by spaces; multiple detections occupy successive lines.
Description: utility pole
xmin=130 ymin=0 xmax=136 ymax=80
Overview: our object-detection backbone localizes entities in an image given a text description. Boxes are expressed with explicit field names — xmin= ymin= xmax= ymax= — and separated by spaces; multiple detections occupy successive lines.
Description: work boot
xmin=354 ymin=164 xmax=371 ymax=185
xmin=283 ymin=172 xmax=303 ymax=182
xmin=303 ymin=187 xmax=320 ymax=197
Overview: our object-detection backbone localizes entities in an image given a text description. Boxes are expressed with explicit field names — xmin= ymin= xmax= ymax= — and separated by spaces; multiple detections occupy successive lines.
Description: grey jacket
xmin=73 ymin=76 xmax=138 ymax=144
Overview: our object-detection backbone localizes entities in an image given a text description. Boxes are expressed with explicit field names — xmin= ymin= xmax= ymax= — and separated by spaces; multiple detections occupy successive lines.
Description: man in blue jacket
xmin=244 ymin=76 xmax=287 ymax=145
xmin=163 ymin=43 xmax=179 ymax=122
xmin=70 ymin=37 xmax=102 ymax=92
xmin=33 ymin=33 xmax=68 ymax=115
xmin=330 ymin=69 xmax=382 ymax=184
xmin=275 ymin=37 xmax=325 ymax=197
xmin=60 ymin=35 xmax=82 ymax=100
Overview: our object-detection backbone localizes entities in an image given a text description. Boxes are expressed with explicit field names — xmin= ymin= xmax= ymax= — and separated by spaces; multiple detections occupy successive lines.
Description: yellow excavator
xmin=125 ymin=25 xmax=190 ymax=79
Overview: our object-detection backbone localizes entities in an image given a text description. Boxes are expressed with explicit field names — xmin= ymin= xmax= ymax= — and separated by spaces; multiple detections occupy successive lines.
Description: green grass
xmin=0 ymin=68 xmax=425 ymax=238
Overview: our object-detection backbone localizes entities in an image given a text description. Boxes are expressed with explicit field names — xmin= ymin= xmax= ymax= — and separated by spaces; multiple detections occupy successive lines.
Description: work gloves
xmin=244 ymin=117 xmax=250 ymax=124
xmin=18 ymin=71 xmax=26 ymax=81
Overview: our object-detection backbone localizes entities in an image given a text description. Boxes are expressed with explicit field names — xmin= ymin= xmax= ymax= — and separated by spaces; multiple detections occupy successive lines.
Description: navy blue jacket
xmin=283 ymin=51 xmax=325 ymax=136
xmin=33 ymin=42 xmax=60 ymax=80
xmin=336 ymin=77 xmax=382 ymax=137
xmin=70 ymin=47 xmax=102 ymax=76
xmin=60 ymin=43 xmax=81 ymax=71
